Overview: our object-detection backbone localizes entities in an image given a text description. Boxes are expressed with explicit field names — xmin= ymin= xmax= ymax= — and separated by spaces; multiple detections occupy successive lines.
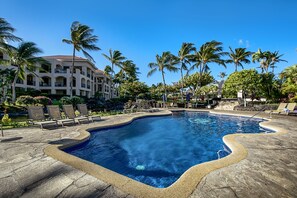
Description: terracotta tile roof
xmin=42 ymin=55 xmax=87 ymax=61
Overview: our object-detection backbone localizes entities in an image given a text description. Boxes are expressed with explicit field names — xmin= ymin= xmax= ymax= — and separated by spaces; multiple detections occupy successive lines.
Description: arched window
xmin=0 ymin=52 xmax=4 ymax=60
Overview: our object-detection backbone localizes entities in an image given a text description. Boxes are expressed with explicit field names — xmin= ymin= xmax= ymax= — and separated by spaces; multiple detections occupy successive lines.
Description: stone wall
xmin=214 ymin=100 xmax=239 ymax=111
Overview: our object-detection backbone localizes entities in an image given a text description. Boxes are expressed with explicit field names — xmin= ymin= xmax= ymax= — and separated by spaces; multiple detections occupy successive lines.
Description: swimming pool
xmin=65 ymin=111 xmax=272 ymax=188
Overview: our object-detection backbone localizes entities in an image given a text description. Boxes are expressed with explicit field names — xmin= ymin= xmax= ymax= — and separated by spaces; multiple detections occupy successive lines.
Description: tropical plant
xmin=16 ymin=95 xmax=36 ymax=106
xmin=183 ymin=72 xmax=214 ymax=93
xmin=62 ymin=21 xmax=100 ymax=97
xmin=223 ymin=69 xmax=262 ymax=106
xmin=252 ymin=49 xmax=287 ymax=73
xmin=102 ymin=49 xmax=126 ymax=76
xmin=0 ymin=17 xmax=22 ymax=50
xmin=3 ymin=42 xmax=47 ymax=102
xmin=189 ymin=40 xmax=227 ymax=90
xmin=119 ymin=81 xmax=149 ymax=99
xmin=174 ymin=43 xmax=195 ymax=102
xmin=226 ymin=47 xmax=252 ymax=72
xmin=34 ymin=96 xmax=52 ymax=106
xmin=104 ymin=65 xmax=113 ymax=77
xmin=280 ymin=64 xmax=297 ymax=99
xmin=0 ymin=68 xmax=14 ymax=102
xmin=147 ymin=51 xmax=179 ymax=102
xmin=102 ymin=49 xmax=126 ymax=97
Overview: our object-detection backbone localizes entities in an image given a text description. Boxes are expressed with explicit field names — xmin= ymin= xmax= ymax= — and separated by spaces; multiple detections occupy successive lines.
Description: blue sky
xmin=2 ymin=0 xmax=297 ymax=85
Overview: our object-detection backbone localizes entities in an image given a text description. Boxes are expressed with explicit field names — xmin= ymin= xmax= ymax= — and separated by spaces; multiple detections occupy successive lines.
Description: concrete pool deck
xmin=0 ymin=109 xmax=296 ymax=197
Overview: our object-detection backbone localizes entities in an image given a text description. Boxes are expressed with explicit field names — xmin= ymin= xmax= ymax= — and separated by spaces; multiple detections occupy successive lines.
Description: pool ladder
xmin=217 ymin=146 xmax=231 ymax=159
xmin=246 ymin=106 xmax=267 ymax=121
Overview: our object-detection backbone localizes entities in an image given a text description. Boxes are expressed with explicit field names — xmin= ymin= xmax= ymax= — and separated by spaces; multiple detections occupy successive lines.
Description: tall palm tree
xmin=62 ymin=21 xmax=100 ymax=97
xmin=175 ymin=42 xmax=195 ymax=102
xmin=120 ymin=60 xmax=140 ymax=82
xmin=190 ymin=40 xmax=227 ymax=90
xmin=3 ymin=42 xmax=47 ymax=102
xmin=147 ymin=51 xmax=179 ymax=103
xmin=0 ymin=18 xmax=22 ymax=47
xmin=252 ymin=49 xmax=286 ymax=73
xmin=102 ymin=49 xmax=126 ymax=75
xmin=102 ymin=49 xmax=126 ymax=98
xmin=226 ymin=47 xmax=252 ymax=72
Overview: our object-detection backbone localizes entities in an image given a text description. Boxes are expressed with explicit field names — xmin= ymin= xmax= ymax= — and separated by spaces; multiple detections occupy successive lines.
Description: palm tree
xmin=102 ymin=49 xmax=126 ymax=98
xmin=121 ymin=60 xmax=140 ymax=82
xmin=102 ymin=49 xmax=126 ymax=75
xmin=226 ymin=47 xmax=252 ymax=72
xmin=190 ymin=40 xmax=227 ymax=90
xmin=175 ymin=43 xmax=195 ymax=102
xmin=62 ymin=21 xmax=100 ymax=97
xmin=0 ymin=18 xmax=22 ymax=47
xmin=147 ymin=51 xmax=179 ymax=103
xmin=252 ymin=49 xmax=286 ymax=73
xmin=3 ymin=42 xmax=47 ymax=102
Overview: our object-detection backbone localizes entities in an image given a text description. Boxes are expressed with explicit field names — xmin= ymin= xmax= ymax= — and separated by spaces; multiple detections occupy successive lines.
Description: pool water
xmin=65 ymin=112 xmax=272 ymax=188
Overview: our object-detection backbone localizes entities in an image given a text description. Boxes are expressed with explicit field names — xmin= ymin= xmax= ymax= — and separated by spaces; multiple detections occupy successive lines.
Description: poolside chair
xmin=27 ymin=106 xmax=58 ymax=129
xmin=77 ymin=104 xmax=101 ymax=122
xmin=280 ymin=103 xmax=296 ymax=115
xmin=265 ymin=103 xmax=287 ymax=114
xmin=62 ymin=105 xmax=90 ymax=124
xmin=47 ymin=105 xmax=75 ymax=127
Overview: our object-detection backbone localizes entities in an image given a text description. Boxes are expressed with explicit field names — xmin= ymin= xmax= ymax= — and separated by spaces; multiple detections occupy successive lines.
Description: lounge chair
xmin=280 ymin=103 xmax=296 ymax=115
xmin=63 ymin=105 xmax=90 ymax=124
xmin=77 ymin=104 xmax=101 ymax=122
xmin=265 ymin=103 xmax=287 ymax=114
xmin=27 ymin=106 xmax=58 ymax=129
xmin=47 ymin=105 xmax=75 ymax=127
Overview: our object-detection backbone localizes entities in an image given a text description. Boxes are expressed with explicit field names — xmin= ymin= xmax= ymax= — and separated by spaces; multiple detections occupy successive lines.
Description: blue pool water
xmin=65 ymin=112 xmax=272 ymax=188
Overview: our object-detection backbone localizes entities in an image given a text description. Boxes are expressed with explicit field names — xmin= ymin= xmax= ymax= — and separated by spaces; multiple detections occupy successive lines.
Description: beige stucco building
xmin=0 ymin=54 xmax=117 ymax=99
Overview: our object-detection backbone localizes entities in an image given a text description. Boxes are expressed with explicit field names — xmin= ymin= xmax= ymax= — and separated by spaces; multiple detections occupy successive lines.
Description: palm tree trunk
xmin=11 ymin=75 xmax=18 ymax=102
xmin=161 ymin=71 xmax=167 ymax=105
xmin=235 ymin=63 xmax=237 ymax=72
xmin=180 ymin=66 xmax=184 ymax=103
xmin=111 ymin=63 xmax=114 ymax=99
xmin=70 ymin=47 xmax=76 ymax=97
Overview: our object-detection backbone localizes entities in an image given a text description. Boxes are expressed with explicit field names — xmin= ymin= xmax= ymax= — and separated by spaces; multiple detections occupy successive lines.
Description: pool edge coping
xmin=44 ymin=110 xmax=288 ymax=198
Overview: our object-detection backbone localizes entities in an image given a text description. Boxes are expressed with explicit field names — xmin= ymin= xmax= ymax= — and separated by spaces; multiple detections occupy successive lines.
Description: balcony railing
xmin=55 ymin=82 xmax=66 ymax=87
xmin=81 ymin=83 xmax=86 ymax=88
xmin=16 ymin=79 xmax=24 ymax=84
xmin=27 ymin=81 xmax=36 ymax=86
xmin=40 ymin=82 xmax=51 ymax=87
xmin=55 ymin=69 xmax=67 ymax=73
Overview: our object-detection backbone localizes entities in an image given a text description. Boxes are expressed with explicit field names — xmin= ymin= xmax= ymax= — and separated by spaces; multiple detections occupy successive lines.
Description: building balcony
xmin=40 ymin=82 xmax=51 ymax=87
xmin=27 ymin=81 xmax=36 ymax=86
xmin=55 ymin=69 xmax=67 ymax=73
xmin=55 ymin=82 xmax=66 ymax=87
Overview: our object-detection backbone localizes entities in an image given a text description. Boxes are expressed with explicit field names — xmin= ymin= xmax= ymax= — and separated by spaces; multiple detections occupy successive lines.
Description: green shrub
xmin=1 ymin=114 xmax=12 ymax=125
xmin=34 ymin=96 xmax=52 ymax=106
xmin=71 ymin=96 xmax=84 ymax=107
xmin=59 ymin=96 xmax=72 ymax=105
xmin=289 ymin=96 xmax=297 ymax=103
xmin=16 ymin=95 xmax=35 ymax=106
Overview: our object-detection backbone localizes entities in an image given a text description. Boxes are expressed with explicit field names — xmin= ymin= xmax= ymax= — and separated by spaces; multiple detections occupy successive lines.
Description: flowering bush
xmin=1 ymin=114 xmax=12 ymax=125
xmin=16 ymin=95 xmax=35 ymax=106
xmin=34 ymin=96 xmax=52 ymax=106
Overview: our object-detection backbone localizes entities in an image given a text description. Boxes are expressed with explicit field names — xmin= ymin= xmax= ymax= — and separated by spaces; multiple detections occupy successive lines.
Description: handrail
xmin=246 ymin=106 xmax=267 ymax=120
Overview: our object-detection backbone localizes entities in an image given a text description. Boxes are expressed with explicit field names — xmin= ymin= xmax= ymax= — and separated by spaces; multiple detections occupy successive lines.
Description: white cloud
xmin=238 ymin=39 xmax=250 ymax=48
xmin=238 ymin=39 xmax=243 ymax=45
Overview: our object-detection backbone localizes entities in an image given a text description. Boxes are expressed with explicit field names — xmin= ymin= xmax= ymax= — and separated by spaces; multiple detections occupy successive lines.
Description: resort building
xmin=0 ymin=53 xmax=117 ymax=99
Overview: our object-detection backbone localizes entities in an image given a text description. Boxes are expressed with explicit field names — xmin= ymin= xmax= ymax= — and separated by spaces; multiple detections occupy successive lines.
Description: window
xmin=0 ymin=52 xmax=3 ymax=60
